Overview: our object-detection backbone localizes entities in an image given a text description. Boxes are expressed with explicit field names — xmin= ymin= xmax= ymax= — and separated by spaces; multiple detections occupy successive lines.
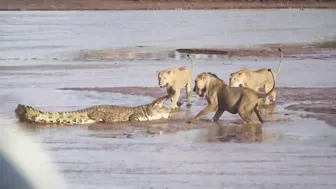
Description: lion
xmin=229 ymin=48 xmax=283 ymax=105
xmin=188 ymin=69 xmax=275 ymax=124
xmin=156 ymin=54 xmax=194 ymax=109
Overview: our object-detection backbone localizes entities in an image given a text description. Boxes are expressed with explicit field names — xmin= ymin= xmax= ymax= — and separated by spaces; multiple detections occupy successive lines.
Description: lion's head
xmin=193 ymin=72 xmax=226 ymax=98
xmin=193 ymin=73 xmax=210 ymax=98
xmin=229 ymin=71 xmax=246 ymax=87
xmin=156 ymin=70 xmax=173 ymax=88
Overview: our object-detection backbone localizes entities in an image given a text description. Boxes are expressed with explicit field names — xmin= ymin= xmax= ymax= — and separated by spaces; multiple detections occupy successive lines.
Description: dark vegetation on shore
xmin=0 ymin=0 xmax=335 ymax=10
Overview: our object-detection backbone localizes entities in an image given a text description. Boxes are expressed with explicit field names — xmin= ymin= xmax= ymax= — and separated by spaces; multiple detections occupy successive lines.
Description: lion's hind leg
xmin=271 ymin=89 xmax=277 ymax=103
xmin=238 ymin=105 xmax=252 ymax=124
xmin=264 ymin=83 xmax=275 ymax=105
xmin=238 ymin=98 xmax=260 ymax=124
xmin=247 ymin=99 xmax=264 ymax=123
xmin=254 ymin=104 xmax=264 ymax=123
xmin=185 ymin=81 xmax=192 ymax=107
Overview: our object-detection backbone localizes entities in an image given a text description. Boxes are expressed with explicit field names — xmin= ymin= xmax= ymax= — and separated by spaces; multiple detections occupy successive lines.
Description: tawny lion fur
xmin=156 ymin=54 xmax=194 ymax=109
xmin=188 ymin=70 xmax=275 ymax=124
xmin=229 ymin=48 xmax=283 ymax=105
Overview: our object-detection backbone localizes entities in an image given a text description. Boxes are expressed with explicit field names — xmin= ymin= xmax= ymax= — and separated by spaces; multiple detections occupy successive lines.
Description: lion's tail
xmin=187 ymin=54 xmax=195 ymax=68
xmin=257 ymin=69 xmax=275 ymax=99
xmin=274 ymin=48 xmax=283 ymax=75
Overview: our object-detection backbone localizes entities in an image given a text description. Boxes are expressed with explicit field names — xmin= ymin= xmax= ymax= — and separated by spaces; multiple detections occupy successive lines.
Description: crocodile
xmin=15 ymin=97 xmax=171 ymax=125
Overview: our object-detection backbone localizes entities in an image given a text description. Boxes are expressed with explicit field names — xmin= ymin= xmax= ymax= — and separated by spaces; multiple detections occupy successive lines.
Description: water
xmin=0 ymin=9 xmax=335 ymax=59
xmin=1 ymin=10 xmax=336 ymax=189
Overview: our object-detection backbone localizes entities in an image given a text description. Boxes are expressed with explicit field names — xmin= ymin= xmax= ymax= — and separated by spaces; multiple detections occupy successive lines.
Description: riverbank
xmin=73 ymin=42 xmax=336 ymax=61
xmin=1 ymin=0 xmax=336 ymax=11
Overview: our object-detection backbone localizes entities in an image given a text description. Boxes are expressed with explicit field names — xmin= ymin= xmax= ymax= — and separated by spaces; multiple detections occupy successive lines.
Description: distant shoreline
xmin=1 ymin=1 xmax=336 ymax=11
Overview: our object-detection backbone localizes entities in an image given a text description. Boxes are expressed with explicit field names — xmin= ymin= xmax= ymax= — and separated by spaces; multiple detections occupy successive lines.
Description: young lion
xmin=156 ymin=54 xmax=194 ymax=109
xmin=229 ymin=48 xmax=283 ymax=105
xmin=188 ymin=70 xmax=275 ymax=124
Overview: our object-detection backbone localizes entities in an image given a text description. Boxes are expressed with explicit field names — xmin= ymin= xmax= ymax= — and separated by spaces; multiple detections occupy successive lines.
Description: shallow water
xmin=1 ymin=10 xmax=336 ymax=189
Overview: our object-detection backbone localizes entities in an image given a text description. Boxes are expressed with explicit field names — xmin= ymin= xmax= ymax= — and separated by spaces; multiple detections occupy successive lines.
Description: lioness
xmin=229 ymin=48 xmax=283 ymax=105
xmin=156 ymin=54 xmax=194 ymax=109
xmin=188 ymin=70 xmax=275 ymax=124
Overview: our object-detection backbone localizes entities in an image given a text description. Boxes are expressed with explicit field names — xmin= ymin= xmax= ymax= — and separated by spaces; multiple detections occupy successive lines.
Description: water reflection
xmin=263 ymin=103 xmax=277 ymax=122
xmin=205 ymin=122 xmax=278 ymax=143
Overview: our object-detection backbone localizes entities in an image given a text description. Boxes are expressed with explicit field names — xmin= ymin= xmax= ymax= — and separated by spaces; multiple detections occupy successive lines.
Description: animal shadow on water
xmin=202 ymin=104 xmax=279 ymax=143
xmin=246 ymin=102 xmax=278 ymax=124
xmin=262 ymin=103 xmax=278 ymax=122
xmin=204 ymin=122 xmax=277 ymax=143
xmin=87 ymin=108 xmax=195 ymax=138
xmin=87 ymin=123 xmax=175 ymax=138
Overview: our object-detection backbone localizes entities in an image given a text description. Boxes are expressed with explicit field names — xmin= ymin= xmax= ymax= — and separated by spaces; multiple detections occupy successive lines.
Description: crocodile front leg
xmin=129 ymin=113 xmax=148 ymax=122
xmin=87 ymin=111 xmax=106 ymax=122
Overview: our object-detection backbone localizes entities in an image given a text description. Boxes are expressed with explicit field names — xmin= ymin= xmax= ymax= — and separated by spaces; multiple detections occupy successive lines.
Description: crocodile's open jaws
xmin=15 ymin=96 xmax=171 ymax=125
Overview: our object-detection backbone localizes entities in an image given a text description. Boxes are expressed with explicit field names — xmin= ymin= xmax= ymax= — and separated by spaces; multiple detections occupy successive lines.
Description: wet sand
xmin=3 ymin=57 xmax=336 ymax=189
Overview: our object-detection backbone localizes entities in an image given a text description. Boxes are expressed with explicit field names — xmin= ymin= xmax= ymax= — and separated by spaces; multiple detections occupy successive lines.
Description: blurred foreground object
xmin=0 ymin=128 xmax=67 ymax=189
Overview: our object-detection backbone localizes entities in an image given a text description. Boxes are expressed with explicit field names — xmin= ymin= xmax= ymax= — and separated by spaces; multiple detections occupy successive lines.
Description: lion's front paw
xmin=169 ymin=107 xmax=180 ymax=113
xmin=177 ymin=102 xmax=183 ymax=107
xmin=170 ymin=105 xmax=180 ymax=110
xmin=187 ymin=119 xmax=197 ymax=124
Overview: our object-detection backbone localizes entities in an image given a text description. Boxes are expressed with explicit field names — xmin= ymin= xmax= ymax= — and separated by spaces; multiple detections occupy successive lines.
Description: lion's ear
xmin=230 ymin=73 xmax=234 ymax=77
xmin=167 ymin=70 xmax=171 ymax=75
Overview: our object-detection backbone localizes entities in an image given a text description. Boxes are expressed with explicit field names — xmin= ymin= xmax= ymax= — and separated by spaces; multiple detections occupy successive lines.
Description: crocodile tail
xmin=14 ymin=104 xmax=93 ymax=125
xmin=15 ymin=104 xmax=43 ymax=123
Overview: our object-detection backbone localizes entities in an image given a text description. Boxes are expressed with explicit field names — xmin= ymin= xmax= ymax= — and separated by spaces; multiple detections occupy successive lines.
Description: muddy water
xmin=1 ymin=10 xmax=336 ymax=189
